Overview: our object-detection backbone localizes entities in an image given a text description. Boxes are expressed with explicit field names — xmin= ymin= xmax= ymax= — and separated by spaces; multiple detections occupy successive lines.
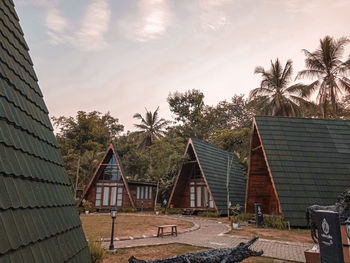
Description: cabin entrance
xmin=189 ymin=179 xmax=214 ymax=209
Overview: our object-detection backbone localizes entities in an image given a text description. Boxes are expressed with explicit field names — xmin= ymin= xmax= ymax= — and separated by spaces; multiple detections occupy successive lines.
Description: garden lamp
xmin=109 ymin=206 xmax=117 ymax=251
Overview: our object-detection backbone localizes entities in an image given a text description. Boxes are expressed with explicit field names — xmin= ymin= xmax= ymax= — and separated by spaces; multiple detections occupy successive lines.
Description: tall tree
xmin=297 ymin=36 xmax=350 ymax=117
xmin=250 ymin=59 xmax=316 ymax=117
xmin=133 ymin=107 xmax=169 ymax=147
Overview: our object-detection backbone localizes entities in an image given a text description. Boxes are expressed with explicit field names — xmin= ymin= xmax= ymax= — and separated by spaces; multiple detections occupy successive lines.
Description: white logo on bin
xmin=322 ymin=218 xmax=329 ymax=235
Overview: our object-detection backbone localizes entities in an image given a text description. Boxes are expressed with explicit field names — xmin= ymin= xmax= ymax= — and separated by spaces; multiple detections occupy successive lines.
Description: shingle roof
xmin=191 ymin=138 xmax=246 ymax=213
xmin=0 ymin=1 xmax=91 ymax=261
xmin=255 ymin=116 xmax=350 ymax=226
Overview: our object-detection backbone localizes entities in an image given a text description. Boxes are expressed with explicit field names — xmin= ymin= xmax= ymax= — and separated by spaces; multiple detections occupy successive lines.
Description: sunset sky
xmin=15 ymin=0 xmax=350 ymax=131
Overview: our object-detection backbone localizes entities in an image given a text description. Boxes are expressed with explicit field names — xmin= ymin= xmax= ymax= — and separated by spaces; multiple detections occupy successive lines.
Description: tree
xmin=297 ymin=36 xmax=350 ymax=118
xmin=133 ymin=107 xmax=169 ymax=147
xmin=250 ymin=59 xmax=316 ymax=117
xmin=146 ymin=137 xmax=186 ymax=211
xmin=52 ymin=111 xmax=124 ymax=196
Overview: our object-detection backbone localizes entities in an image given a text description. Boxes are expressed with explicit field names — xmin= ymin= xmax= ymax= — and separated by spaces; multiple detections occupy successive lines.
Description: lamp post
xmin=109 ymin=206 xmax=117 ymax=251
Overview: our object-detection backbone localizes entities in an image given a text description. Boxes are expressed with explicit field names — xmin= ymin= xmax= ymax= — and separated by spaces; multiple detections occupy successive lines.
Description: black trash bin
xmin=254 ymin=203 xmax=263 ymax=227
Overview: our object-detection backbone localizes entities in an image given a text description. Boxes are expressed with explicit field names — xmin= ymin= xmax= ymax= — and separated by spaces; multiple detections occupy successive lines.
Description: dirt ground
xmin=228 ymin=225 xmax=312 ymax=243
xmin=103 ymin=243 xmax=296 ymax=263
xmin=81 ymin=214 xmax=194 ymax=240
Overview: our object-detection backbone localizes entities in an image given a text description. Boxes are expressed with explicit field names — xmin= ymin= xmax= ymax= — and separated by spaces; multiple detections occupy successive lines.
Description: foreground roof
xmin=190 ymin=138 xmax=246 ymax=213
xmin=0 ymin=1 xmax=91 ymax=261
xmin=255 ymin=116 xmax=350 ymax=226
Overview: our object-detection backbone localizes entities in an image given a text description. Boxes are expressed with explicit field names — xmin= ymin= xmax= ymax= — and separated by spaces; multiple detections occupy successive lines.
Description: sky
xmin=15 ymin=0 xmax=350 ymax=131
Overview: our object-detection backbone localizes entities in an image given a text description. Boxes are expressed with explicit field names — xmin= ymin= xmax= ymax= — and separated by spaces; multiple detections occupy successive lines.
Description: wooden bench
xmin=157 ymin=225 xmax=178 ymax=237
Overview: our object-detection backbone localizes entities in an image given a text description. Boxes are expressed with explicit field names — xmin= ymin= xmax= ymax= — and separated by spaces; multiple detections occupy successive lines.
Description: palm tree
xmin=133 ymin=107 xmax=169 ymax=146
xmin=297 ymin=36 xmax=350 ymax=117
xmin=250 ymin=58 xmax=316 ymax=117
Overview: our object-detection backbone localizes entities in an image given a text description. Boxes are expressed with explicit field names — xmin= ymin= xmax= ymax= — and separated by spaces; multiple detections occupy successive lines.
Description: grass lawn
xmin=81 ymin=214 xmax=194 ymax=241
xmin=228 ymin=225 xmax=312 ymax=243
xmin=102 ymin=243 xmax=296 ymax=263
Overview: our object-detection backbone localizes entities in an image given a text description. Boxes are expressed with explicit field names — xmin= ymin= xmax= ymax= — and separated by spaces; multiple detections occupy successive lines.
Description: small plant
xmin=118 ymin=207 xmax=137 ymax=213
xmin=263 ymin=215 xmax=287 ymax=229
xmin=197 ymin=211 xmax=220 ymax=218
xmin=77 ymin=206 xmax=85 ymax=214
xmin=88 ymin=241 xmax=106 ymax=263
xmin=167 ymin=208 xmax=182 ymax=214
xmin=83 ymin=201 xmax=96 ymax=213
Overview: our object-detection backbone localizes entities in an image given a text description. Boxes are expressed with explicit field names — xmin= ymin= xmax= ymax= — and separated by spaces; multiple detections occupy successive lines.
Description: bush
xmin=231 ymin=212 xmax=254 ymax=223
xmin=198 ymin=211 xmax=220 ymax=218
xmin=263 ymin=215 xmax=287 ymax=229
xmin=88 ymin=241 xmax=106 ymax=263
xmin=77 ymin=206 xmax=85 ymax=214
xmin=118 ymin=207 xmax=137 ymax=213
xmin=167 ymin=208 xmax=182 ymax=214
xmin=83 ymin=201 xmax=96 ymax=213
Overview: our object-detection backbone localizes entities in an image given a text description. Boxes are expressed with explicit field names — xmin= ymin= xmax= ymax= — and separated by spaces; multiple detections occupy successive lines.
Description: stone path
xmin=102 ymin=215 xmax=313 ymax=262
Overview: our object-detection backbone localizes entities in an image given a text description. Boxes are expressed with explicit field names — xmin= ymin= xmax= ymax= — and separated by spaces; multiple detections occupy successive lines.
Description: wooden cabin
xmin=79 ymin=144 xmax=157 ymax=210
xmin=246 ymin=116 xmax=350 ymax=226
xmin=168 ymin=138 xmax=246 ymax=214
xmin=128 ymin=181 xmax=157 ymax=209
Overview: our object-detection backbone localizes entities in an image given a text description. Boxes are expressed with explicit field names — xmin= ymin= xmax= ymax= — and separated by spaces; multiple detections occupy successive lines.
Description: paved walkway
xmin=102 ymin=215 xmax=313 ymax=262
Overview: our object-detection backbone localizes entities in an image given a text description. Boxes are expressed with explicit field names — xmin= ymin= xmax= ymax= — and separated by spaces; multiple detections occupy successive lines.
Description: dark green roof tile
xmin=255 ymin=116 xmax=350 ymax=226
xmin=0 ymin=2 xmax=91 ymax=261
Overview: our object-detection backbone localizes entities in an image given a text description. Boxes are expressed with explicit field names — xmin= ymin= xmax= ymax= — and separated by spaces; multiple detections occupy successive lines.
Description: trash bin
xmin=254 ymin=203 xmax=263 ymax=227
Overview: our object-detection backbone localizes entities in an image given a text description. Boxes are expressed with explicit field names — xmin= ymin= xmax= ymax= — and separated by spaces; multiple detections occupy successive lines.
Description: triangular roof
xmin=251 ymin=116 xmax=350 ymax=226
xmin=79 ymin=144 xmax=135 ymax=207
xmin=0 ymin=1 xmax=91 ymax=261
xmin=169 ymin=138 xmax=246 ymax=213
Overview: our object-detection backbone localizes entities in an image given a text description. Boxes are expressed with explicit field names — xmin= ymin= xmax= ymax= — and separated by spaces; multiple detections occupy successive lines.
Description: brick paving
xmin=102 ymin=215 xmax=313 ymax=262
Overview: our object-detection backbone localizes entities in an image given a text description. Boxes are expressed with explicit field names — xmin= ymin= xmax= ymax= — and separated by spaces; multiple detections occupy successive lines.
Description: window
xmin=110 ymin=187 xmax=117 ymax=206
xmin=209 ymin=194 xmax=214 ymax=208
xmin=95 ymin=187 xmax=102 ymax=206
xmin=137 ymin=186 xmax=140 ymax=199
xmin=117 ymin=187 xmax=123 ymax=206
xmin=145 ymin=186 xmax=148 ymax=199
xmin=103 ymin=187 xmax=109 ymax=206
xmin=204 ymin=187 xmax=208 ymax=207
xmin=140 ymin=186 xmax=144 ymax=200
xmin=190 ymin=186 xmax=195 ymax=207
xmin=196 ymin=186 xmax=201 ymax=207
xmin=149 ymin=186 xmax=152 ymax=199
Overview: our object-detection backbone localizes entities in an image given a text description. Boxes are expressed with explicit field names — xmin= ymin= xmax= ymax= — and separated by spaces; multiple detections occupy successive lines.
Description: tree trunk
xmin=74 ymin=155 xmax=81 ymax=200
xmin=154 ymin=180 xmax=159 ymax=213
xmin=129 ymin=236 xmax=263 ymax=263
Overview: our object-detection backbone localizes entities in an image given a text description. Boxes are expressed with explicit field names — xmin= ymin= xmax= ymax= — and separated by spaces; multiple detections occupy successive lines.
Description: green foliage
xmin=167 ymin=208 xmax=183 ymax=214
xmin=117 ymin=207 xmax=138 ymax=213
xmin=263 ymin=215 xmax=287 ymax=229
xmin=250 ymin=59 xmax=316 ymax=117
xmin=230 ymin=213 xmax=254 ymax=223
xmin=197 ymin=211 xmax=220 ymax=218
xmin=88 ymin=241 xmax=106 ymax=263
xmin=83 ymin=201 xmax=96 ymax=213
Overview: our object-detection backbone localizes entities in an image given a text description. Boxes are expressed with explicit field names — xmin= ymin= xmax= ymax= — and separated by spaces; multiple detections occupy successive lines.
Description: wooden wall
xmin=128 ymin=184 xmax=156 ymax=209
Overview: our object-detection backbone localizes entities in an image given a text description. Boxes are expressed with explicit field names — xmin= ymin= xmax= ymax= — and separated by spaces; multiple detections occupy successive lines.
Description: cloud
xmin=119 ymin=0 xmax=172 ymax=42
xmin=76 ymin=0 xmax=111 ymax=51
xmin=42 ymin=0 xmax=111 ymax=51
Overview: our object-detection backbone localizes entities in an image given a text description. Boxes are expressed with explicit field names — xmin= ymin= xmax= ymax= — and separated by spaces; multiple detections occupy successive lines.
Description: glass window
xmin=110 ymin=187 xmax=117 ymax=206
xmin=117 ymin=187 xmax=123 ymax=206
xmin=209 ymin=194 xmax=214 ymax=208
xmin=196 ymin=186 xmax=201 ymax=207
xmin=149 ymin=186 xmax=152 ymax=199
xmin=140 ymin=186 xmax=144 ymax=200
xmin=137 ymin=186 xmax=140 ymax=199
xmin=145 ymin=186 xmax=148 ymax=199
xmin=103 ymin=187 xmax=109 ymax=206
xmin=190 ymin=186 xmax=195 ymax=207
xmin=95 ymin=187 xmax=102 ymax=206
xmin=204 ymin=187 xmax=208 ymax=207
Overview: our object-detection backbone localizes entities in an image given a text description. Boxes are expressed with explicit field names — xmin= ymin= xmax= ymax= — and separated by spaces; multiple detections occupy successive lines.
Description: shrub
xmin=230 ymin=213 xmax=253 ymax=223
xmin=263 ymin=215 xmax=287 ymax=229
xmin=118 ymin=207 xmax=137 ymax=213
xmin=198 ymin=211 xmax=220 ymax=218
xmin=77 ymin=206 xmax=85 ymax=214
xmin=167 ymin=208 xmax=182 ymax=214
xmin=88 ymin=241 xmax=106 ymax=263
xmin=83 ymin=201 xmax=96 ymax=213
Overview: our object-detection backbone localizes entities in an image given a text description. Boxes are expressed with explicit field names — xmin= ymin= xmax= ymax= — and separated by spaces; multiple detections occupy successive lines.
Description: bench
xmin=157 ymin=225 xmax=178 ymax=237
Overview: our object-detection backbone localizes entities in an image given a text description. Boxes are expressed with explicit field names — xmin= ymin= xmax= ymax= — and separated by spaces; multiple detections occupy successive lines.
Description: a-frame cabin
xmin=80 ymin=144 xmax=135 ymax=210
xmin=168 ymin=138 xmax=246 ymax=214
xmin=246 ymin=116 xmax=350 ymax=226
